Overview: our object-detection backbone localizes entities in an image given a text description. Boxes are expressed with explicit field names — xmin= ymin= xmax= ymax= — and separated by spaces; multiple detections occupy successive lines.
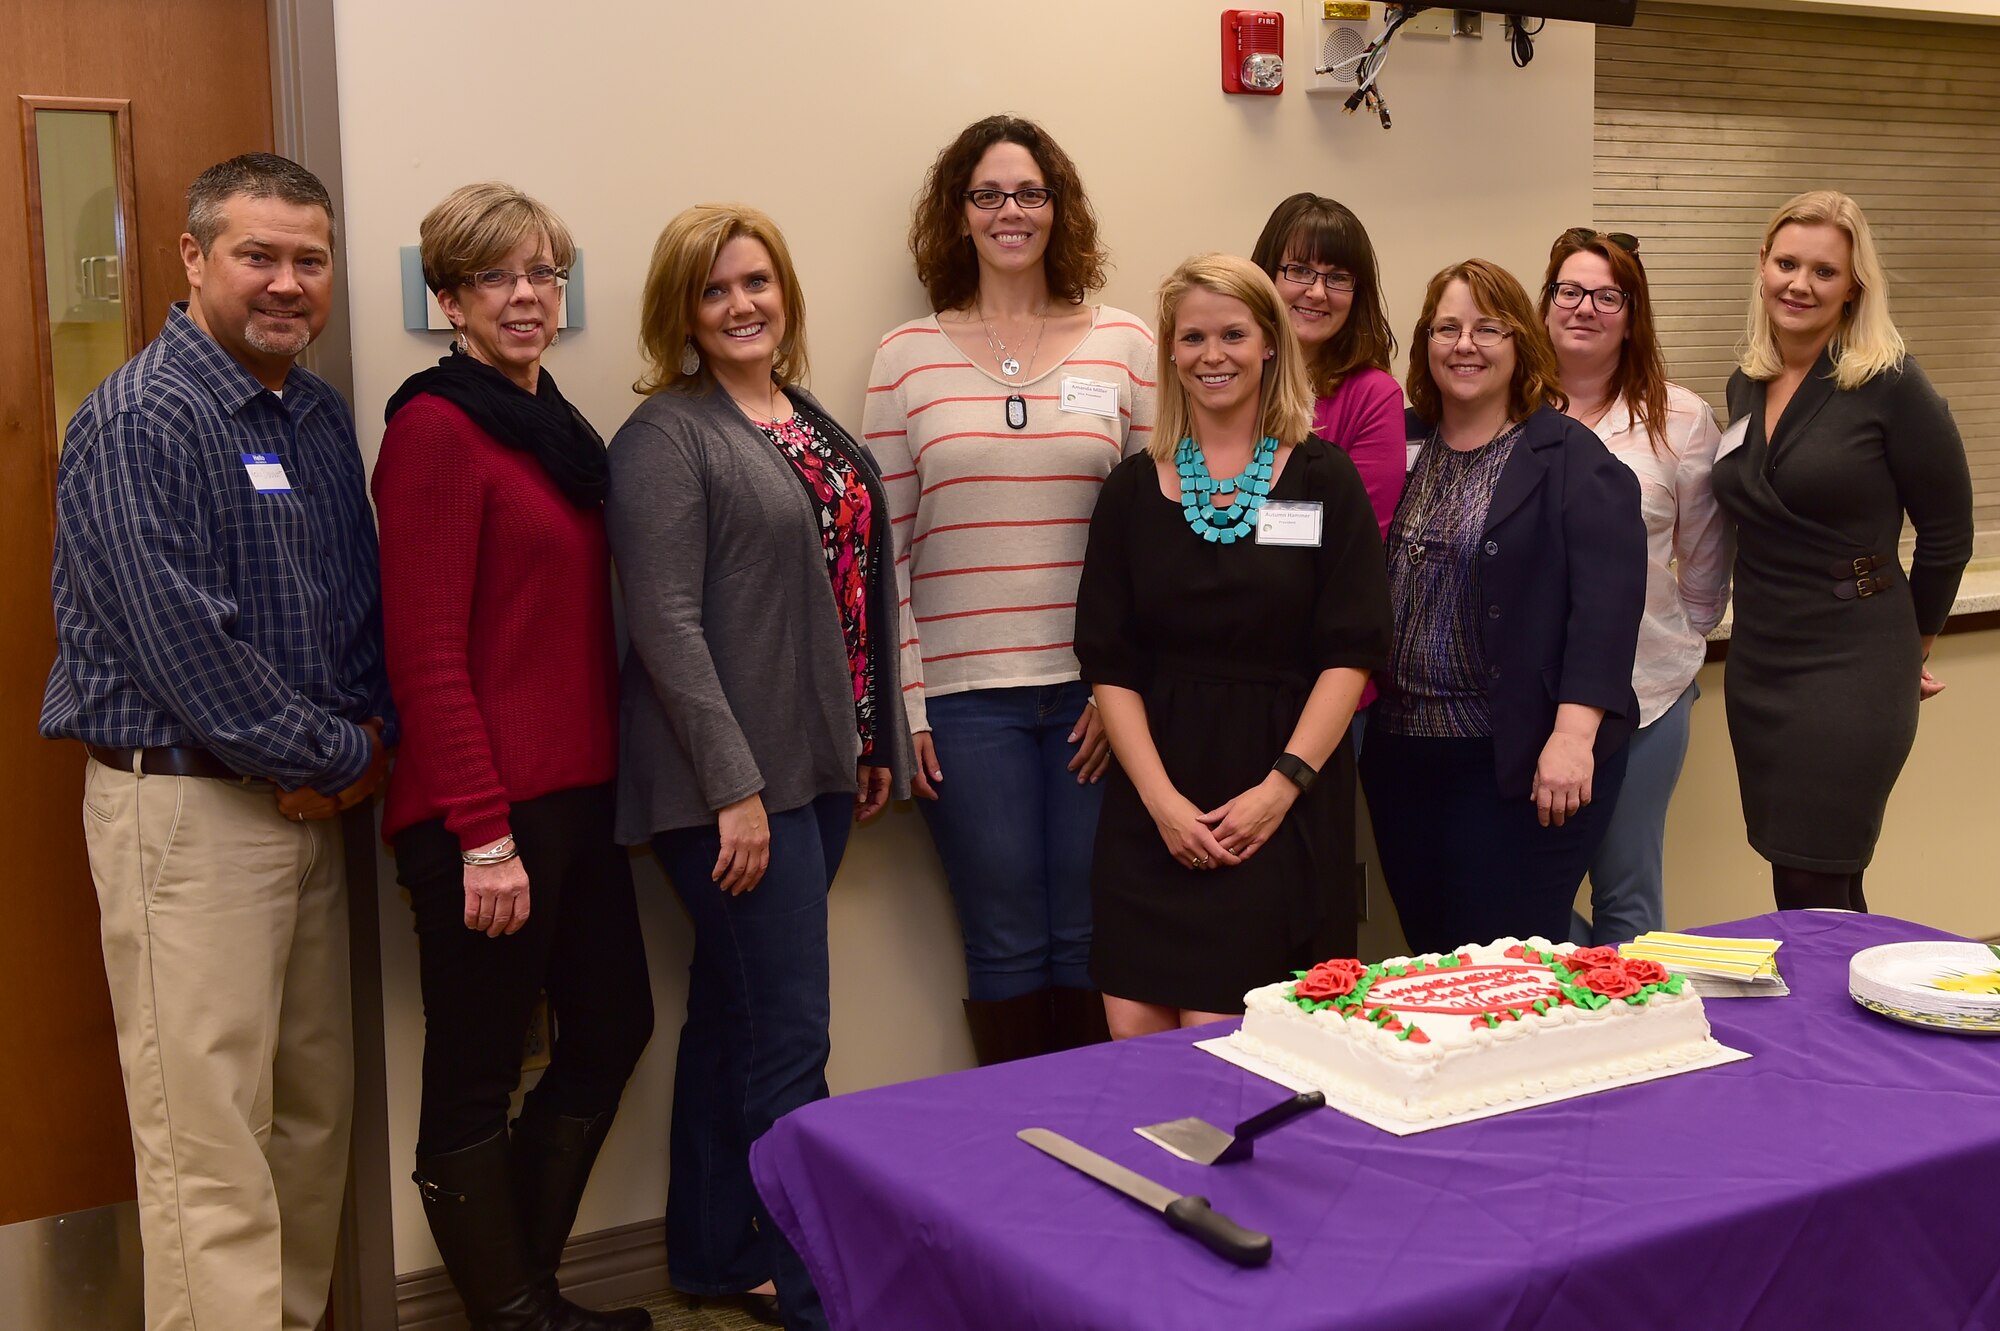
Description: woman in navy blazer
xmin=1361 ymin=259 xmax=1644 ymax=955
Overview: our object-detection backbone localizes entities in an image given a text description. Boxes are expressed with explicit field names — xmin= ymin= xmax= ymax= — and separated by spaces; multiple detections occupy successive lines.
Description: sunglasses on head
xmin=1561 ymin=226 xmax=1640 ymax=253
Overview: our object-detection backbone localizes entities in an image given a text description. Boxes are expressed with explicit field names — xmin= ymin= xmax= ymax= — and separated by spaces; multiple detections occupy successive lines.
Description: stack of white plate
xmin=1850 ymin=941 xmax=2000 ymax=1035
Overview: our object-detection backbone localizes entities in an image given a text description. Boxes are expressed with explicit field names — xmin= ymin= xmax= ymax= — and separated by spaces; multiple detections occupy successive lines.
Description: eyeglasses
xmin=465 ymin=265 xmax=567 ymax=291
xmin=963 ymin=188 xmax=1056 ymax=211
xmin=1426 ymin=322 xmax=1513 ymax=347
xmin=1549 ymin=281 xmax=1629 ymax=314
xmin=1561 ymin=226 xmax=1639 ymax=253
xmin=1275 ymin=262 xmax=1356 ymax=294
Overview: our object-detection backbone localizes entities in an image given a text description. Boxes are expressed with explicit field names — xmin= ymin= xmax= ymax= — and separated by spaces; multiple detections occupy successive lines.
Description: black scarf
xmin=385 ymin=347 xmax=607 ymax=506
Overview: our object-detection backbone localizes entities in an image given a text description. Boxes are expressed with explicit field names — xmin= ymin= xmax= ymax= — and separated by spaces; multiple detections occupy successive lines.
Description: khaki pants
xmin=83 ymin=757 xmax=353 ymax=1331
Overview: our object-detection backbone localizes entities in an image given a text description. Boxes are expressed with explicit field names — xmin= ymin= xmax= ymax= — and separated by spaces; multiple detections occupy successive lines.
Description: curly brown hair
xmin=1538 ymin=229 xmax=1670 ymax=454
xmin=1406 ymin=259 xmax=1566 ymax=426
xmin=907 ymin=115 xmax=1108 ymax=312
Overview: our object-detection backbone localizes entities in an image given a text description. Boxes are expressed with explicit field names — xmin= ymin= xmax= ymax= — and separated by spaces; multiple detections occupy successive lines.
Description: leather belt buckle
xmin=1830 ymin=553 xmax=1888 ymax=579
xmin=1835 ymin=575 xmax=1890 ymax=601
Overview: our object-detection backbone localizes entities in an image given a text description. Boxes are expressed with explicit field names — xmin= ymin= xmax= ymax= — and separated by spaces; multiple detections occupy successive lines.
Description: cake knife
xmin=1017 ymin=1128 xmax=1273 ymax=1267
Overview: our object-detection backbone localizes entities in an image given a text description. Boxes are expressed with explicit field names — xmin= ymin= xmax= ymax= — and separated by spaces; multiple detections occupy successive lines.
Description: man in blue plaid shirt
xmin=40 ymin=153 xmax=393 ymax=1331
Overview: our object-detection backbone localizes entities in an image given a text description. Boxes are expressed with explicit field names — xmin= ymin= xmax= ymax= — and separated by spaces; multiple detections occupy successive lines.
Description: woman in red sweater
xmin=374 ymin=183 xmax=653 ymax=1331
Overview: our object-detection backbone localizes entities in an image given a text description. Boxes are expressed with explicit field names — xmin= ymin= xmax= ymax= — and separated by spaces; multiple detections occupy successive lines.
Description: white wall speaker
xmin=1305 ymin=1 xmax=1374 ymax=95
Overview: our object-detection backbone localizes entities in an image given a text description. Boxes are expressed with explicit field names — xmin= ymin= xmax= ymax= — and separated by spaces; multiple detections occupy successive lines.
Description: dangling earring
xmin=455 ymin=327 xmax=469 ymax=354
xmin=679 ymin=339 xmax=701 ymax=376
xmin=549 ymin=329 xmax=561 ymax=347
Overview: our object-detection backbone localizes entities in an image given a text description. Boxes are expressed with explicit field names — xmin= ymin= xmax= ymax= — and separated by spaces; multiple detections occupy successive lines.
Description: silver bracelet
xmin=461 ymin=836 xmax=518 ymax=867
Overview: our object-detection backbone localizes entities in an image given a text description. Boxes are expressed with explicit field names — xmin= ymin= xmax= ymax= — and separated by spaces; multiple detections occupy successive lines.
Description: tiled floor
xmin=632 ymin=1288 xmax=772 ymax=1329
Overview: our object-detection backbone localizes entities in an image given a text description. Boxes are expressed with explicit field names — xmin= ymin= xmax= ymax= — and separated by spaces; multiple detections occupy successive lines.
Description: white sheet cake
xmin=1231 ymin=938 xmax=1719 ymax=1123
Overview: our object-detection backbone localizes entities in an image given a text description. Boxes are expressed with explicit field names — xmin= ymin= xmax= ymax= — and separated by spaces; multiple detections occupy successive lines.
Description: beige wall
xmin=334 ymin=0 xmax=1596 ymax=1274
xmin=1646 ymin=630 xmax=2000 ymax=940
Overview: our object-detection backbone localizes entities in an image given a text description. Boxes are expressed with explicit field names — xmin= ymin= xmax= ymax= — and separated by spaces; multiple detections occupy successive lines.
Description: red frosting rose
xmin=1621 ymin=958 xmax=1670 ymax=986
xmin=1295 ymin=958 xmax=1366 ymax=1001
xmin=1567 ymin=946 xmax=1621 ymax=969
xmin=1579 ymin=964 xmax=1641 ymax=999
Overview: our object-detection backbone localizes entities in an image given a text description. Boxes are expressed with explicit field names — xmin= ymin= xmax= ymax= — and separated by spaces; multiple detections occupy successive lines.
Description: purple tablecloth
xmin=752 ymin=913 xmax=2000 ymax=1330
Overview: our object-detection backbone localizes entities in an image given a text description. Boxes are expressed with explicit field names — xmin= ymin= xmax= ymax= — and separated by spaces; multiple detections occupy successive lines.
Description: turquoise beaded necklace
xmin=1175 ymin=434 xmax=1278 ymax=544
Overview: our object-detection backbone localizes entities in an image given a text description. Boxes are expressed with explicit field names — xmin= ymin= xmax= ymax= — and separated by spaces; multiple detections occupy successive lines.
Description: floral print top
xmin=756 ymin=408 xmax=877 ymax=757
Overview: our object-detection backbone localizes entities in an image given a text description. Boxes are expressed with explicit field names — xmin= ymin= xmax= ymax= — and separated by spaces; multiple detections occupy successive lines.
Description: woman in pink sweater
xmin=1251 ymin=193 xmax=1405 ymax=539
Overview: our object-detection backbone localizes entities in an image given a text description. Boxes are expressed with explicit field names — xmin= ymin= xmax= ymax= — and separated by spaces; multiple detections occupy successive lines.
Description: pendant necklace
xmin=1175 ymin=434 xmax=1277 ymax=544
xmin=977 ymin=300 xmax=1047 ymax=379
xmin=1401 ymin=426 xmax=1503 ymax=565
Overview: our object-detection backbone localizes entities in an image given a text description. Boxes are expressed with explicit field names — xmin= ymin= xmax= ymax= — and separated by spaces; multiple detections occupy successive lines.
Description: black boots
xmin=962 ymin=989 xmax=1112 ymax=1065
xmin=961 ymin=992 xmax=1053 ymax=1065
xmin=512 ymin=1108 xmax=653 ymax=1331
xmin=413 ymin=1130 xmax=564 ymax=1331
xmin=1048 ymin=987 xmax=1112 ymax=1051
xmin=413 ymin=1118 xmax=651 ymax=1331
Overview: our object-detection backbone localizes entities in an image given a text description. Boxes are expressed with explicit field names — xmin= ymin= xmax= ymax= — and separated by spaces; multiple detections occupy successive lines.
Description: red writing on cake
xmin=1362 ymin=964 xmax=1562 ymax=1016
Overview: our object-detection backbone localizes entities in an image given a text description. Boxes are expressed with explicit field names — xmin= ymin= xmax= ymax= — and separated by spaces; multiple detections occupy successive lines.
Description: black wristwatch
xmin=1272 ymin=752 xmax=1317 ymax=793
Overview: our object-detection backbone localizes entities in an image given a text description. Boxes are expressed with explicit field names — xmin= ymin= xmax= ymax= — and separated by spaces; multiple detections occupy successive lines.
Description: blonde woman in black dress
xmin=1075 ymin=254 xmax=1389 ymax=1037
xmin=1715 ymin=190 xmax=1972 ymax=910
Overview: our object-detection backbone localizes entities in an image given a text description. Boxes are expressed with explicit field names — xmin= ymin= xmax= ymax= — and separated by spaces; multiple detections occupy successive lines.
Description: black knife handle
xmin=1164 ymin=1195 xmax=1273 ymax=1267
xmin=1232 ymin=1090 xmax=1325 ymax=1140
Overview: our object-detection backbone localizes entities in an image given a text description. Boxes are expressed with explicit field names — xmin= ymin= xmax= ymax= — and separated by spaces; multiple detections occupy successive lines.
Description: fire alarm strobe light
xmin=1223 ymin=9 xmax=1285 ymax=94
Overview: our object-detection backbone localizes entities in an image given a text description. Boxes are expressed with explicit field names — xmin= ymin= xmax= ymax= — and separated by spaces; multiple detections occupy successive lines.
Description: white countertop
xmin=1707 ymin=559 xmax=2000 ymax=642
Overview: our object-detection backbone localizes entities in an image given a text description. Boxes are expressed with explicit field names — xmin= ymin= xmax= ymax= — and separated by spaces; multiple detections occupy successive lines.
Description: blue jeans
xmin=919 ymin=682 xmax=1102 ymax=1001
xmin=652 ymin=793 xmax=849 ymax=1331
xmin=1574 ymin=680 xmax=1699 ymax=946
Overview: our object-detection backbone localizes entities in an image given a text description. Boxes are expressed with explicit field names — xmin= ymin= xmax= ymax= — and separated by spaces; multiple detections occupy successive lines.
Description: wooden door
xmin=0 ymin=0 xmax=275 ymax=1226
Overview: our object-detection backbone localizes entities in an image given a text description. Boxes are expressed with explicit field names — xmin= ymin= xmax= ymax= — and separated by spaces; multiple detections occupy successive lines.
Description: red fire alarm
xmin=1222 ymin=9 xmax=1285 ymax=95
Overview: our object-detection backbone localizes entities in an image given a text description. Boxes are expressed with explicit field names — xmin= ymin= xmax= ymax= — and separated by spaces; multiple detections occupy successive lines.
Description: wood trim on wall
xmin=395 ymin=1219 xmax=669 ymax=1331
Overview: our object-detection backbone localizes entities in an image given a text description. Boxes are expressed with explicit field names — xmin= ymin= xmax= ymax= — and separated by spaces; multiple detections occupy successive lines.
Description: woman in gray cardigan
xmin=1715 ymin=190 xmax=1972 ymax=912
xmin=606 ymin=204 xmax=910 ymax=1331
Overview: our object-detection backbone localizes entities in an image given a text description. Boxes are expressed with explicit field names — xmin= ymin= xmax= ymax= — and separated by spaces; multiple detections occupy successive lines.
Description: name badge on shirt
xmin=1059 ymin=376 xmax=1120 ymax=420
xmin=1406 ymin=441 xmax=1424 ymax=474
xmin=1715 ymin=416 xmax=1750 ymax=462
xmin=241 ymin=453 xmax=292 ymax=492
xmin=1255 ymin=500 xmax=1323 ymax=547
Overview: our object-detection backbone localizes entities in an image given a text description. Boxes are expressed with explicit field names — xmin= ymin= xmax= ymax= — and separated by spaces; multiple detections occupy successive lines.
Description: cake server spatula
xmin=1017 ymin=1128 xmax=1272 ymax=1266
xmin=1135 ymin=1089 xmax=1325 ymax=1166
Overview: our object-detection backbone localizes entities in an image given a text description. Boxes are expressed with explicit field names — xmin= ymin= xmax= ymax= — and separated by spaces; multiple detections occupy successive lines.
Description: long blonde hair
xmin=634 ymin=204 xmax=810 ymax=396
xmin=1739 ymin=190 xmax=1904 ymax=390
xmin=1149 ymin=254 xmax=1314 ymax=461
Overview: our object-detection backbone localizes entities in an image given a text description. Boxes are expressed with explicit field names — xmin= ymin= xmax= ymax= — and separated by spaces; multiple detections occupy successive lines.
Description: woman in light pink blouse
xmin=1540 ymin=227 xmax=1732 ymax=945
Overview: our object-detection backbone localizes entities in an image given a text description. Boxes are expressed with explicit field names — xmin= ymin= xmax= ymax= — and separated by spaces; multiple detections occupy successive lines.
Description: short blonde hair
xmin=635 ymin=204 xmax=809 ymax=396
xmin=1405 ymin=259 xmax=1566 ymax=427
xmin=1149 ymin=254 xmax=1314 ymax=462
xmin=1739 ymin=189 xmax=1903 ymax=390
xmin=418 ymin=182 xmax=575 ymax=293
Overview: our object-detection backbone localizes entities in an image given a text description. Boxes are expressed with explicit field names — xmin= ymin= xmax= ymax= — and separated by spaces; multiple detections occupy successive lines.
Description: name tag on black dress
xmin=1255 ymin=500 xmax=1322 ymax=547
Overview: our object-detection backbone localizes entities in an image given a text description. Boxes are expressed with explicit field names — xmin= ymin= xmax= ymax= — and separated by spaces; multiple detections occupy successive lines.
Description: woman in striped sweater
xmin=864 ymin=115 xmax=1156 ymax=1063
